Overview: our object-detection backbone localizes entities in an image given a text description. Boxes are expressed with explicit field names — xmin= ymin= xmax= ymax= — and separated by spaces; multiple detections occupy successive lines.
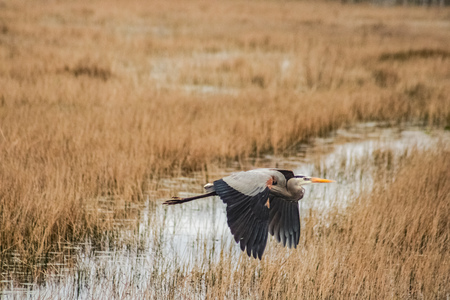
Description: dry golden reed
xmin=144 ymin=149 xmax=449 ymax=299
xmin=0 ymin=0 xmax=449 ymax=274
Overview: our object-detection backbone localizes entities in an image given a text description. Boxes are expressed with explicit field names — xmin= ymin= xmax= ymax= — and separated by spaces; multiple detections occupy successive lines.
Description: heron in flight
xmin=164 ymin=169 xmax=334 ymax=259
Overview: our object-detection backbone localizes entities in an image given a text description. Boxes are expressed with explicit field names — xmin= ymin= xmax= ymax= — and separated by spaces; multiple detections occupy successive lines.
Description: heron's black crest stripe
xmin=214 ymin=179 xmax=270 ymax=259
xmin=268 ymin=196 xmax=301 ymax=249
xmin=275 ymin=169 xmax=295 ymax=181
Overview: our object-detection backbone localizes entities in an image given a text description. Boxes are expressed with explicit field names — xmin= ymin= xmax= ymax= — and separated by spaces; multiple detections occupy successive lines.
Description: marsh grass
xmin=0 ymin=0 xmax=450 ymax=288
xmin=159 ymin=148 xmax=450 ymax=299
xmin=26 ymin=144 xmax=450 ymax=299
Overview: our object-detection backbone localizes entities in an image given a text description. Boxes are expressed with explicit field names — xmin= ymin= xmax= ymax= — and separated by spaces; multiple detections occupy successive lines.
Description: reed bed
xmin=175 ymin=148 xmax=450 ymax=299
xmin=0 ymin=0 xmax=449 ymax=280
xmin=30 ymin=144 xmax=450 ymax=299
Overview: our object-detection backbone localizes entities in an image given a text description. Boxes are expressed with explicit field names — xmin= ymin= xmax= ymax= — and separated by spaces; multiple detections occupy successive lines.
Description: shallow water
xmin=1 ymin=123 xmax=449 ymax=299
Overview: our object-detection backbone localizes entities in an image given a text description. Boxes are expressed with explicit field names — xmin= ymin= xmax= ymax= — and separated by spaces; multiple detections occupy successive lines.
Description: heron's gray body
xmin=220 ymin=169 xmax=304 ymax=201
xmin=212 ymin=169 xmax=303 ymax=258
xmin=164 ymin=168 xmax=333 ymax=259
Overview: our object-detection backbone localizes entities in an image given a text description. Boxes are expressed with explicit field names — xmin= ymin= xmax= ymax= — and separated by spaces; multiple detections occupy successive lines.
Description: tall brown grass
xmin=0 ymin=0 xmax=449 ymax=273
xmin=134 ymin=148 xmax=448 ymax=299
xmin=34 ymin=145 xmax=448 ymax=299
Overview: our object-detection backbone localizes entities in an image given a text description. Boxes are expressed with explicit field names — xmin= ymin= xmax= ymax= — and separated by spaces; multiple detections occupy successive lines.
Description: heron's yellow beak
xmin=311 ymin=177 xmax=335 ymax=183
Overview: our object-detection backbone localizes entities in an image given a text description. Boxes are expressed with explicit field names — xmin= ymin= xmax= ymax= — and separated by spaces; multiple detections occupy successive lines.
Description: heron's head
xmin=284 ymin=175 xmax=334 ymax=200
xmin=293 ymin=175 xmax=335 ymax=186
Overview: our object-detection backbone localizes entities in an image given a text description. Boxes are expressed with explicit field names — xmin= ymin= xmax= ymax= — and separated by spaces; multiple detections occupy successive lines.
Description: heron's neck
xmin=270 ymin=185 xmax=304 ymax=201
xmin=286 ymin=180 xmax=305 ymax=201
xmin=291 ymin=187 xmax=305 ymax=201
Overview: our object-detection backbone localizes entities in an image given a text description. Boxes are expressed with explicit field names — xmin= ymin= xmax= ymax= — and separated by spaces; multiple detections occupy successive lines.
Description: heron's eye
xmin=273 ymin=180 xmax=277 ymax=185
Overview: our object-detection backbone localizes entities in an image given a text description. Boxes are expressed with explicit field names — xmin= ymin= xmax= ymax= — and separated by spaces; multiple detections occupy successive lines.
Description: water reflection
xmin=1 ymin=123 xmax=449 ymax=298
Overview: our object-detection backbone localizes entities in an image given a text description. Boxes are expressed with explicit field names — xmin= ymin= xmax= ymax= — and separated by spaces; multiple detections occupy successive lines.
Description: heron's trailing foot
xmin=163 ymin=192 xmax=217 ymax=205
xmin=163 ymin=197 xmax=187 ymax=205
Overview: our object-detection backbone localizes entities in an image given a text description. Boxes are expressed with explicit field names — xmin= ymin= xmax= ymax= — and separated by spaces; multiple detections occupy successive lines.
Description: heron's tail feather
xmin=163 ymin=192 xmax=217 ymax=205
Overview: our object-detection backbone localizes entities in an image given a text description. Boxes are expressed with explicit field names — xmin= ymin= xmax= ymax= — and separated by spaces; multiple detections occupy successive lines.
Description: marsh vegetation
xmin=0 ymin=0 xmax=449 ymax=298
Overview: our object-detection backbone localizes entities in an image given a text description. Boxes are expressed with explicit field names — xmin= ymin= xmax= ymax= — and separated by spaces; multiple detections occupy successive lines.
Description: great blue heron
xmin=164 ymin=168 xmax=334 ymax=259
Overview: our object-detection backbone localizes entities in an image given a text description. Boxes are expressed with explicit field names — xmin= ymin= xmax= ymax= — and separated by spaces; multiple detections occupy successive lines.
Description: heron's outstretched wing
xmin=268 ymin=196 xmax=301 ymax=249
xmin=213 ymin=170 xmax=273 ymax=259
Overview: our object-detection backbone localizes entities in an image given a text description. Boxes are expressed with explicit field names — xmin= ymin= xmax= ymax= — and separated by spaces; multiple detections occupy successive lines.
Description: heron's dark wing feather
xmin=214 ymin=177 xmax=270 ymax=259
xmin=268 ymin=196 xmax=301 ymax=249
